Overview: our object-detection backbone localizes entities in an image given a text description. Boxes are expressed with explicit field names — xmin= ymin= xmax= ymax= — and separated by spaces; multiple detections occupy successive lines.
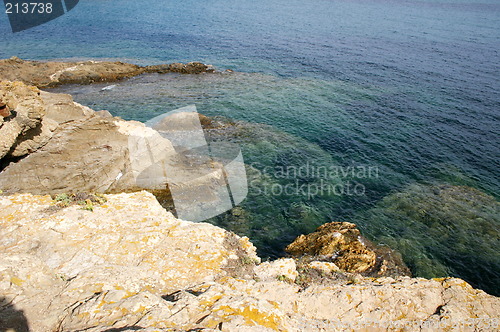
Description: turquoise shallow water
xmin=53 ymin=72 xmax=500 ymax=295
xmin=2 ymin=0 xmax=499 ymax=294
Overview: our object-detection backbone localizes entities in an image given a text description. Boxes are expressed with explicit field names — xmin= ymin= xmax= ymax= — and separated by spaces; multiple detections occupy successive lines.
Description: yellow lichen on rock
xmin=213 ymin=304 xmax=282 ymax=331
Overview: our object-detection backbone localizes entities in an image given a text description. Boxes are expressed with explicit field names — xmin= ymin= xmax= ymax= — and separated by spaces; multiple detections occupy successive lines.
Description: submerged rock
xmin=285 ymin=221 xmax=411 ymax=277
xmin=145 ymin=62 xmax=215 ymax=74
xmin=0 ymin=57 xmax=217 ymax=88
xmin=0 ymin=192 xmax=498 ymax=331
xmin=355 ymin=183 xmax=500 ymax=296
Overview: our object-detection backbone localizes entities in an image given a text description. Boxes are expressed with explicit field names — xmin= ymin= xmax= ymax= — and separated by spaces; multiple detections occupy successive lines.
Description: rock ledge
xmin=1 ymin=192 xmax=498 ymax=332
xmin=0 ymin=57 xmax=216 ymax=88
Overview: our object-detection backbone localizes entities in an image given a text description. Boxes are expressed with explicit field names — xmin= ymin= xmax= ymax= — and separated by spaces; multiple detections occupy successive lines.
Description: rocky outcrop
xmin=0 ymin=81 xmax=99 ymax=162
xmin=1 ymin=192 xmax=498 ymax=332
xmin=0 ymin=191 xmax=259 ymax=331
xmin=0 ymin=117 xmax=182 ymax=195
xmin=0 ymin=82 xmax=238 ymax=219
xmin=1 ymin=114 xmax=130 ymax=193
xmin=0 ymin=57 xmax=216 ymax=88
xmin=286 ymin=221 xmax=411 ymax=277
xmin=0 ymin=81 xmax=192 ymax=195
xmin=0 ymin=81 xmax=46 ymax=159
xmin=0 ymin=59 xmax=498 ymax=331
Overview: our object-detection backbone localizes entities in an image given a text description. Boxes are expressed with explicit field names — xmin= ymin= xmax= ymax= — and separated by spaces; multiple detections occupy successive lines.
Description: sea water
xmin=1 ymin=0 xmax=498 ymax=295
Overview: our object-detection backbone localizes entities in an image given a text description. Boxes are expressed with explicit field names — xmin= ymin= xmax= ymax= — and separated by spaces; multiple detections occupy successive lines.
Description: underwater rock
xmin=355 ymin=183 xmax=500 ymax=296
xmin=145 ymin=62 xmax=215 ymax=74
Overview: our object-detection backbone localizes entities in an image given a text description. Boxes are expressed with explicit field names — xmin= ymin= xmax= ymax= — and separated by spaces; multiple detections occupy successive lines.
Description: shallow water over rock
xmin=51 ymin=71 xmax=500 ymax=295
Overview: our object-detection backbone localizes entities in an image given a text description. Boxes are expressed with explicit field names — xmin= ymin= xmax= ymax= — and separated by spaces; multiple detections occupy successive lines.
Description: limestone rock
xmin=7 ymin=116 xmax=59 ymax=158
xmin=0 ymin=192 xmax=498 ymax=332
xmin=39 ymin=90 xmax=94 ymax=124
xmin=0 ymin=191 xmax=259 ymax=332
xmin=0 ymin=81 xmax=46 ymax=159
xmin=0 ymin=58 xmax=217 ymax=88
xmin=0 ymin=82 xmax=98 ymax=160
xmin=0 ymin=115 xmax=126 ymax=193
xmin=285 ymin=222 xmax=377 ymax=273
xmin=0 ymin=114 xmax=179 ymax=195
xmin=254 ymin=258 xmax=298 ymax=282
xmin=308 ymin=261 xmax=341 ymax=274
xmin=285 ymin=221 xmax=411 ymax=277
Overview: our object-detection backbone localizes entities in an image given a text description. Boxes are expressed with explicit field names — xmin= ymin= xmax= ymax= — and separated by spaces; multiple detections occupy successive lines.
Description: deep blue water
xmin=1 ymin=0 xmax=499 ymax=294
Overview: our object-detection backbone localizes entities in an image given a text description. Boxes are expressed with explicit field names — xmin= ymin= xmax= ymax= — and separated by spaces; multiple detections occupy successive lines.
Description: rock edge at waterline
xmin=0 ymin=57 xmax=217 ymax=88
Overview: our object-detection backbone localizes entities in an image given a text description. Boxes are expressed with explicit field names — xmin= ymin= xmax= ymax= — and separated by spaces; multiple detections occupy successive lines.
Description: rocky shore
xmin=0 ymin=57 xmax=216 ymax=88
xmin=1 ymin=58 xmax=499 ymax=331
xmin=0 ymin=80 xmax=176 ymax=194
xmin=1 ymin=192 xmax=499 ymax=331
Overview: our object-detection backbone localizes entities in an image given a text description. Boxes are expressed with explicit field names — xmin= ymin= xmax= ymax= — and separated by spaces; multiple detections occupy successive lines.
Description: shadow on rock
xmin=0 ymin=297 xmax=30 ymax=332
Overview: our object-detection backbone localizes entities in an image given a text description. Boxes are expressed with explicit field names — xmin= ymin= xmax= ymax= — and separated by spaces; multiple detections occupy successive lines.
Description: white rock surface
xmin=0 ymin=192 xmax=499 ymax=332
xmin=308 ymin=261 xmax=341 ymax=274
xmin=255 ymin=258 xmax=298 ymax=281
